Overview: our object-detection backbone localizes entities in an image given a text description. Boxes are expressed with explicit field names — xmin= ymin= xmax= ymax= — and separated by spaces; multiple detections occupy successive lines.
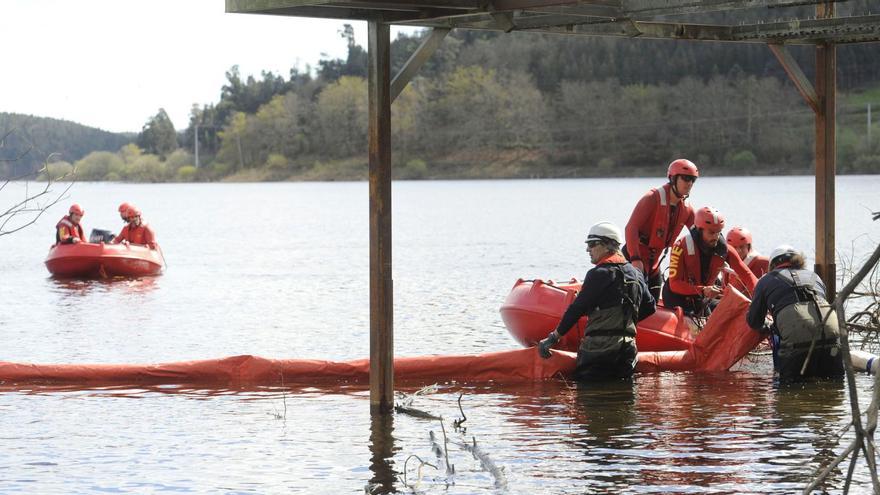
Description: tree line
xmin=0 ymin=113 xmax=131 ymax=178
xmin=5 ymin=10 xmax=880 ymax=182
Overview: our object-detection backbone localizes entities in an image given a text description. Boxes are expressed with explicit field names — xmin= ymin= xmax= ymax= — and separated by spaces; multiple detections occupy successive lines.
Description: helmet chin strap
xmin=669 ymin=176 xmax=688 ymax=200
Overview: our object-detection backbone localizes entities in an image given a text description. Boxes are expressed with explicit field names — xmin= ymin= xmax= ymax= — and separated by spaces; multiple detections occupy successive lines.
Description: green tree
xmin=137 ymin=108 xmax=178 ymax=157
xmin=215 ymin=92 xmax=312 ymax=173
xmin=73 ymin=151 xmax=125 ymax=180
xmin=315 ymin=76 xmax=367 ymax=157
xmin=317 ymin=24 xmax=368 ymax=82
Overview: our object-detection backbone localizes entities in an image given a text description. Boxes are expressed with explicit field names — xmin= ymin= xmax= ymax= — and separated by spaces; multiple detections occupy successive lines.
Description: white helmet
xmin=586 ymin=221 xmax=623 ymax=244
xmin=770 ymin=244 xmax=798 ymax=265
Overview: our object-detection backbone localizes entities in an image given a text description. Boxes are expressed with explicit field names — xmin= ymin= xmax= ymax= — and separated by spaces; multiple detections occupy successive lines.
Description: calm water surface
xmin=1 ymin=176 xmax=879 ymax=493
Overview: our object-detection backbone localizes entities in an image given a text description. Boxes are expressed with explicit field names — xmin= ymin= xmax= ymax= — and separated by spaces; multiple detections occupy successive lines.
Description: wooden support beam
xmin=390 ymin=28 xmax=450 ymax=103
xmin=368 ymin=20 xmax=394 ymax=414
xmin=622 ymin=0 xmax=834 ymax=16
xmin=768 ymin=43 xmax=819 ymax=114
xmin=815 ymin=2 xmax=836 ymax=300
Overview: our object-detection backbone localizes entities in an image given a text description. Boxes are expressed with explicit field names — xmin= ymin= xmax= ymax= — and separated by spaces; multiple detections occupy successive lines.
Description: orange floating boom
xmin=0 ymin=288 xmax=761 ymax=389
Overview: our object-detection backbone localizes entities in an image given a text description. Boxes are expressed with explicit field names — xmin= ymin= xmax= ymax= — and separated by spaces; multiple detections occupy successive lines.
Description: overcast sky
xmin=0 ymin=0 xmax=416 ymax=133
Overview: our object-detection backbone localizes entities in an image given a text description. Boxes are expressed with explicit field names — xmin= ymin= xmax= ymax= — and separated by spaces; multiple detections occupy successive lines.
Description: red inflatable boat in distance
xmin=45 ymin=242 xmax=165 ymax=278
xmin=500 ymin=278 xmax=696 ymax=352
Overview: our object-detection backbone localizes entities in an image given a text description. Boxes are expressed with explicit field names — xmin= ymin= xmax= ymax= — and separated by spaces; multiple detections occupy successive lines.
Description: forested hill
xmin=171 ymin=22 xmax=877 ymax=181
xmin=0 ymin=113 xmax=132 ymax=177
xmin=6 ymin=1 xmax=879 ymax=183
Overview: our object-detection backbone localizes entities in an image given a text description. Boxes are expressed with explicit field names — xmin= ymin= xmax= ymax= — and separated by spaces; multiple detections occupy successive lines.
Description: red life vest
xmin=114 ymin=222 xmax=157 ymax=248
xmin=667 ymin=229 xmax=758 ymax=297
xmin=625 ymin=183 xmax=695 ymax=273
xmin=723 ymin=253 xmax=769 ymax=294
xmin=55 ymin=216 xmax=85 ymax=244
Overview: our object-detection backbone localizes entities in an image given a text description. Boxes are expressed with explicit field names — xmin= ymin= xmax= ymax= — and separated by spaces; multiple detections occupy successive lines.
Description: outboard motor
xmin=89 ymin=228 xmax=115 ymax=243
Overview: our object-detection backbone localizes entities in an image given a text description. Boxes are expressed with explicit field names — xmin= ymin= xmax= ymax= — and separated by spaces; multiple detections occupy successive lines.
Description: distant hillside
xmin=0 ymin=113 xmax=133 ymax=177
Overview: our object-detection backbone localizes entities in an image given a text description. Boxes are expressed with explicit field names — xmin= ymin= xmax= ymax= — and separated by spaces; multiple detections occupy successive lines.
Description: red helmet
xmin=667 ymin=159 xmax=699 ymax=179
xmin=69 ymin=204 xmax=85 ymax=216
xmin=695 ymin=206 xmax=724 ymax=233
xmin=118 ymin=202 xmax=132 ymax=214
xmin=726 ymin=226 xmax=752 ymax=248
xmin=125 ymin=205 xmax=142 ymax=219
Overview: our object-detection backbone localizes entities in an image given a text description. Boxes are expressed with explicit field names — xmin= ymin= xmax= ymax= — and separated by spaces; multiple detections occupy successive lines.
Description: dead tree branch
xmin=0 ymin=152 xmax=75 ymax=238
xmin=805 ymin=231 xmax=880 ymax=494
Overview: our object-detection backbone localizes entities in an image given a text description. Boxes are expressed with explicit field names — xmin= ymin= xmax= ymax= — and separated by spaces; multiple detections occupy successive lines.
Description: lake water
xmin=1 ymin=176 xmax=879 ymax=493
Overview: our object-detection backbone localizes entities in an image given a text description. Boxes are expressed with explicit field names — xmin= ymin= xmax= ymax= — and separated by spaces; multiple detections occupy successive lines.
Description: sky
xmin=0 ymin=0 xmax=416 ymax=134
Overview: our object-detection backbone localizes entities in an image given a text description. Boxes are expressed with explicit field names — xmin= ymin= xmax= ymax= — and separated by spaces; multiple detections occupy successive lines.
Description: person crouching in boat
xmin=746 ymin=245 xmax=843 ymax=381
xmin=662 ymin=206 xmax=757 ymax=316
xmin=537 ymin=221 xmax=656 ymax=381
xmin=55 ymin=204 xmax=87 ymax=245
xmin=624 ymin=159 xmax=698 ymax=301
xmin=112 ymin=205 xmax=157 ymax=249
xmin=721 ymin=226 xmax=769 ymax=298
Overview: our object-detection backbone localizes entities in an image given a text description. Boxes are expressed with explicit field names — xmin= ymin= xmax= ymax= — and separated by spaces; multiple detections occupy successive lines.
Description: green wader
xmin=774 ymin=271 xmax=844 ymax=381
xmin=573 ymin=268 xmax=640 ymax=381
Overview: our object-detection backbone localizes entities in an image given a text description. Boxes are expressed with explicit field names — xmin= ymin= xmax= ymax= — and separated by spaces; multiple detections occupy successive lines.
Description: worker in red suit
xmin=624 ymin=159 xmax=698 ymax=300
xmin=113 ymin=205 xmax=157 ymax=249
xmin=55 ymin=204 xmax=87 ymax=245
xmin=722 ymin=226 xmax=770 ymax=297
xmin=662 ymin=206 xmax=758 ymax=316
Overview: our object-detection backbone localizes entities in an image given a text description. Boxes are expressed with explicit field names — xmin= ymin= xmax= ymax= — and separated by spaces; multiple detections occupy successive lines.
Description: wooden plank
xmin=768 ymin=43 xmax=819 ymax=113
xmin=815 ymin=42 xmax=837 ymax=299
xmin=622 ymin=0 xmax=834 ymax=16
xmin=390 ymin=28 xmax=450 ymax=103
xmin=368 ymin=20 xmax=394 ymax=414
xmin=815 ymin=2 xmax=836 ymax=300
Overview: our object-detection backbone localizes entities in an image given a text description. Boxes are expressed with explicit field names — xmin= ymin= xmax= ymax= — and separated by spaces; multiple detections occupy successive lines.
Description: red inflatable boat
xmin=45 ymin=242 xmax=165 ymax=278
xmin=500 ymin=278 xmax=696 ymax=352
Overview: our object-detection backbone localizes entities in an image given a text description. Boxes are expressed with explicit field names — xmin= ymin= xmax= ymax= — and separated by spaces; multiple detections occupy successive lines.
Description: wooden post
xmin=368 ymin=20 xmax=394 ymax=414
xmin=816 ymin=2 xmax=836 ymax=299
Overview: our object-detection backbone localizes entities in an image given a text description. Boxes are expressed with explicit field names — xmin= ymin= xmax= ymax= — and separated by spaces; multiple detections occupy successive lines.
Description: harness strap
xmin=588 ymin=329 xmax=634 ymax=338
xmin=782 ymin=338 xmax=839 ymax=350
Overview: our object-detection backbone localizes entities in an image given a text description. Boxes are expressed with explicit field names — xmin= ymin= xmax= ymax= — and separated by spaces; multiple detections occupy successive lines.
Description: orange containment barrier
xmin=0 ymin=290 xmax=761 ymax=390
xmin=0 ymin=348 xmax=578 ymax=389
xmin=636 ymin=286 xmax=763 ymax=373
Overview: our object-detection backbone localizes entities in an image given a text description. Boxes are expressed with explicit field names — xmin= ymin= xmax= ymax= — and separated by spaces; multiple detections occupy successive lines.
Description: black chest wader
xmin=773 ymin=270 xmax=844 ymax=380
xmin=573 ymin=267 xmax=641 ymax=382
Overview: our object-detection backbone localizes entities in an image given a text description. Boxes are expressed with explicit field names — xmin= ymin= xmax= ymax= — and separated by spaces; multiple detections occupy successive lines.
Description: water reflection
xmin=770 ymin=379 xmax=848 ymax=493
xmin=369 ymin=412 xmax=398 ymax=494
xmin=48 ymin=275 xmax=159 ymax=296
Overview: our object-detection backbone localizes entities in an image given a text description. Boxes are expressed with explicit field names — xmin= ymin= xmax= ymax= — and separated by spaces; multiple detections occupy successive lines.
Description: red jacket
xmin=625 ymin=183 xmax=695 ymax=274
xmin=55 ymin=216 xmax=86 ymax=245
xmin=667 ymin=229 xmax=758 ymax=297
xmin=113 ymin=222 xmax=157 ymax=248
xmin=722 ymin=253 xmax=769 ymax=295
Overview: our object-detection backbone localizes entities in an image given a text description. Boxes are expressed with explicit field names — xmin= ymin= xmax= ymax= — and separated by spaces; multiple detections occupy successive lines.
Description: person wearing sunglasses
xmin=624 ymin=159 xmax=699 ymax=301
xmin=662 ymin=206 xmax=758 ymax=317
xmin=537 ymin=221 xmax=655 ymax=381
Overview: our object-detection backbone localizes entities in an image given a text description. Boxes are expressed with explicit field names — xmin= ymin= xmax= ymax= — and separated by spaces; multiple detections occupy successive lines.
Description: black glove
xmin=538 ymin=331 xmax=560 ymax=359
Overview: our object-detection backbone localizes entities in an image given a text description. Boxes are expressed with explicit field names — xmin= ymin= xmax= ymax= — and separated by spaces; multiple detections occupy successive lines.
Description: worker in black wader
xmin=537 ymin=221 xmax=656 ymax=381
xmin=746 ymin=244 xmax=844 ymax=382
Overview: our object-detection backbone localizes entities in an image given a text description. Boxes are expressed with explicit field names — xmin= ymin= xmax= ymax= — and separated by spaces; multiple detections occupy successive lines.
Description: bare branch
xmin=0 ymin=152 xmax=76 ymax=238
